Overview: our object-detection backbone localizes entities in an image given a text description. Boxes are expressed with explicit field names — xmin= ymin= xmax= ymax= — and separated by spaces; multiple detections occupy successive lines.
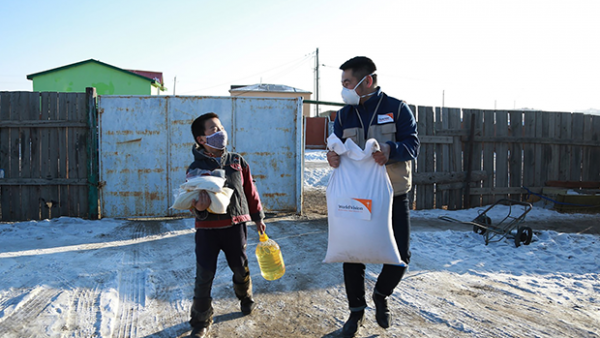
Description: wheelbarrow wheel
xmin=520 ymin=227 xmax=533 ymax=245
xmin=473 ymin=224 xmax=486 ymax=235
xmin=473 ymin=215 xmax=491 ymax=235
xmin=514 ymin=228 xmax=522 ymax=247
xmin=515 ymin=227 xmax=534 ymax=247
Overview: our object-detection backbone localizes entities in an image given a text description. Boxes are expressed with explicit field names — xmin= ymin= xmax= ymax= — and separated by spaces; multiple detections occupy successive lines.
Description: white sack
xmin=323 ymin=134 xmax=406 ymax=265
xmin=170 ymin=189 xmax=202 ymax=211
xmin=171 ymin=175 xmax=232 ymax=214
xmin=180 ymin=176 xmax=225 ymax=192
xmin=207 ymin=187 xmax=234 ymax=214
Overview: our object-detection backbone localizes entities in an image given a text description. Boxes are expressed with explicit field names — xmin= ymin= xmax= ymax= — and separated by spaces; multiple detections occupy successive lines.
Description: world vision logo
xmin=336 ymin=198 xmax=373 ymax=220
xmin=377 ymin=113 xmax=394 ymax=124
xmin=352 ymin=198 xmax=372 ymax=213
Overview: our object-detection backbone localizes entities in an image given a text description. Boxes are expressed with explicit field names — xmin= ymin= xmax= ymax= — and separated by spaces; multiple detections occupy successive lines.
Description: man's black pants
xmin=343 ymin=194 xmax=411 ymax=311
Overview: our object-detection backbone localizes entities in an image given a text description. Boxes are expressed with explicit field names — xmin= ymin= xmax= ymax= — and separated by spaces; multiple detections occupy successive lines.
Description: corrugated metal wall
xmin=98 ymin=96 xmax=303 ymax=218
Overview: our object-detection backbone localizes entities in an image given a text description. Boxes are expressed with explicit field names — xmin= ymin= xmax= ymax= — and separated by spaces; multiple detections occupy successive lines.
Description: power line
xmin=320 ymin=63 xmax=338 ymax=69
xmin=180 ymin=54 xmax=314 ymax=94
xmin=213 ymin=57 xmax=314 ymax=97
xmin=265 ymin=56 xmax=312 ymax=82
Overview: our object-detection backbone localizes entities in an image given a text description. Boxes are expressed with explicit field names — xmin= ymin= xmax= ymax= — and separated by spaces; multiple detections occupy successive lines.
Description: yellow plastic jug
xmin=255 ymin=232 xmax=285 ymax=281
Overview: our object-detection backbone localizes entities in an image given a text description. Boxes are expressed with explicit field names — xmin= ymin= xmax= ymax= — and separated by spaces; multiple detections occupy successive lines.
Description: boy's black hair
xmin=340 ymin=56 xmax=377 ymax=84
xmin=192 ymin=112 xmax=219 ymax=143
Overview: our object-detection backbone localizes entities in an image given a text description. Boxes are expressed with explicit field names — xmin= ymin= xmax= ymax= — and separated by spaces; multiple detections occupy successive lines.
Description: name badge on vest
xmin=378 ymin=113 xmax=394 ymax=124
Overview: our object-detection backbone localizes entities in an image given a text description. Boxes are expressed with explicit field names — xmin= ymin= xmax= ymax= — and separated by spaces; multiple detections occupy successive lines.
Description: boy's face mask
xmin=205 ymin=130 xmax=228 ymax=150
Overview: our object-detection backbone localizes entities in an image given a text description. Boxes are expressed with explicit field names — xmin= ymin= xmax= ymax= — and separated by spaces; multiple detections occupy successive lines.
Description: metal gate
xmin=97 ymin=96 xmax=303 ymax=218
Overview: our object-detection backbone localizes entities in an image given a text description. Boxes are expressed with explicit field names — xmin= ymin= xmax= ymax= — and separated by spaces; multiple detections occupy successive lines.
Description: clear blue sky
xmin=1 ymin=0 xmax=599 ymax=114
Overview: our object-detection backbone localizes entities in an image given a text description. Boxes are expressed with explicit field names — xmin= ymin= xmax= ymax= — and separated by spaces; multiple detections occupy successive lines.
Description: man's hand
xmin=191 ymin=190 xmax=211 ymax=211
xmin=373 ymin=142 xmax=390 ymax=166
xmin=255 ymin=220 xmax=266 ymax=234
xmin=327 ymin=151 xmax=340 ymax=168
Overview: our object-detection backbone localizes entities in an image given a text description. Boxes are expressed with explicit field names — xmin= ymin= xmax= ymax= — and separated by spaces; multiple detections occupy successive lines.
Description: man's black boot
xmin=372 ymin=291 xmax=391 ymax=328
xmin=233 ymin=276 xmax=255 ymax=315
xmin=190 ymin=325 xmax=210 ymax=338
xmin=189 ymin=297 xmax=213 ymax=338
xmin=341 ymin=310 xmax=364 ymax=338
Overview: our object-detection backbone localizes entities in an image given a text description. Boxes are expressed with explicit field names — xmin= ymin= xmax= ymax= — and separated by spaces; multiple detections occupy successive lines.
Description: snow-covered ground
xmin=0 ymin=150 xmax=598 ymax=337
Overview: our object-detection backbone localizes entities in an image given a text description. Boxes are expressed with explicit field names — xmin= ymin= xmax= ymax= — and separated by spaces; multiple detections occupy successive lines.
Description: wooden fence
xmin=2 ymin=91 xmax=599 ymax=220
xmin=0 ymin=89 xmax=99 ymax=221
xmin=412 ymin=107 xmax=600 ymax=210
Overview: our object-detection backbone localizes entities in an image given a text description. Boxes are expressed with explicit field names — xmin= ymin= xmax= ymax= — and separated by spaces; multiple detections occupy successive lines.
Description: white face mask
xmin=205 ymin=130 xmax=228 ymax=150
xmin=341 ymin=73 xmax=375 ymax=105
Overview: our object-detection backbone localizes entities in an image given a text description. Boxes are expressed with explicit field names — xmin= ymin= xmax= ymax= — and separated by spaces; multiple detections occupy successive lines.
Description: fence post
xmin=86 ymin=87 xmax=99 ymax=219
xmin=464 ymin=114 xmax=475 ymax=209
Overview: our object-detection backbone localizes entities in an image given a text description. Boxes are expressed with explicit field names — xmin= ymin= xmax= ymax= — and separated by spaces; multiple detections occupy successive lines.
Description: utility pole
xmin=314 ymin=48 xmax=319 ymax=117
xmin=442 ymin=90 xmax=445 ymax=108
xmin=173 ymin=76 xmax=176 ymax=95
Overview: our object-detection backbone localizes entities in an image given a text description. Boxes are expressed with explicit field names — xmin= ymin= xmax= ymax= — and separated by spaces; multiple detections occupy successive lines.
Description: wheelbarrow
xmin=439 ymin=199 xmax=534 ymax=247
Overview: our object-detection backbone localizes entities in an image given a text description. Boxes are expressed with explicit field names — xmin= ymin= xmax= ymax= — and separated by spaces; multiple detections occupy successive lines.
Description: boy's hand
xmin=255 ymin=220 xmax=266 ymax=234
xmin=191 ymin=190 xmax=211 ymax=211
xmin=373 ymin=143 xmax=390 ymax=166
xmin=327 ymin=151 xmax=340 ymax=168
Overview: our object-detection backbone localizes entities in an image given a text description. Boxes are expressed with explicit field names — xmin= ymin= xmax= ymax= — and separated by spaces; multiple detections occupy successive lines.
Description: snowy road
xmin=0 ymin=213 xmax=598 ymax=337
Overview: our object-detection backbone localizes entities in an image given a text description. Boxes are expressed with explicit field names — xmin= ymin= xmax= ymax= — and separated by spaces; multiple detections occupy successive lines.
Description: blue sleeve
xmin=387 ymin=102 xmax=419 ymax=162
xmin=333 ymin=110 xmax=344 ymax=139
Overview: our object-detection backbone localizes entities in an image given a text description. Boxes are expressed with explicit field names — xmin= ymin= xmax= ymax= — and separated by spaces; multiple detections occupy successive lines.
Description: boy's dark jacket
xmin=187 ymin=146 xmax=264 ymax=229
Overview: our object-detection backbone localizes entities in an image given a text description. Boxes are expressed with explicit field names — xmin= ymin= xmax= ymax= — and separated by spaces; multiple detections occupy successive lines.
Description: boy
xmin=187 ymin=112 xmax=266 ymax=338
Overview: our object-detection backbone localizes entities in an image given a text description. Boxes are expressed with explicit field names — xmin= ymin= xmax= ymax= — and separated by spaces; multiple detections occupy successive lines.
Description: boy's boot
xmin=372 ymin=290 xmax=391 ymax=328
xmin=341 ymin=309 xmax=364 ymax=338
xmin=189 ymin=297 xmax=213 ymax=338
xmin=233 ymin=276 xmax=255 ymax=315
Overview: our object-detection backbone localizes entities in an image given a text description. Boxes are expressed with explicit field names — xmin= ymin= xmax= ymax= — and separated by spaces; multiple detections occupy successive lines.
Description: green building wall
xmin=31 ymin=62 xmax=152 ymax=95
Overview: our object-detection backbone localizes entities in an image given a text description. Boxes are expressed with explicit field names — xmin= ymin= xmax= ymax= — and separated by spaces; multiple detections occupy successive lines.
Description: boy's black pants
xmin=343 ymin=194 xmax=411 ymax=311
xmin=194 ymin=223 xmax=249 ymax=299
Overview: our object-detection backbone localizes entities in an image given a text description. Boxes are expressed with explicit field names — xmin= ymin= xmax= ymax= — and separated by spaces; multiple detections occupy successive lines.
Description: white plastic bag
xmin=323 ymin=134 xmax=406 ymax=265
xmin=171 ymin=169 xmax=233 ymax=214
xmin=180 ymin=175 xmax=225 ymax=192
xmin=206 ymin=187 xmax=234 ymax=214
xmin=171 ymin=189 xmax=203 ymax=211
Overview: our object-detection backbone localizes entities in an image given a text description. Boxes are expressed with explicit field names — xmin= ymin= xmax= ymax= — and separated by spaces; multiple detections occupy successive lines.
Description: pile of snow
xmin=304 ymin=150 xmax=331 ymax=191
xmin=304 ymin=149 xmax=328 ymax=162
xmin=411 ymin=204 xmax=598 ymax=222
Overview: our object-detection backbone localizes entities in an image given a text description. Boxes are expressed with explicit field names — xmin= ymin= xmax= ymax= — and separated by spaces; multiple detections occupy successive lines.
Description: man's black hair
xmin=340 ymin=56 xmax=377 ymax=84
xmin=191 ymin=112 xmax=219 ymax=143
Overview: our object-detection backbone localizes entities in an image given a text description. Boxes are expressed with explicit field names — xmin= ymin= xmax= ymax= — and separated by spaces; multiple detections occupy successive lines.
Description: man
xmin=327 ymin=56 xmax=419 ymax=337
